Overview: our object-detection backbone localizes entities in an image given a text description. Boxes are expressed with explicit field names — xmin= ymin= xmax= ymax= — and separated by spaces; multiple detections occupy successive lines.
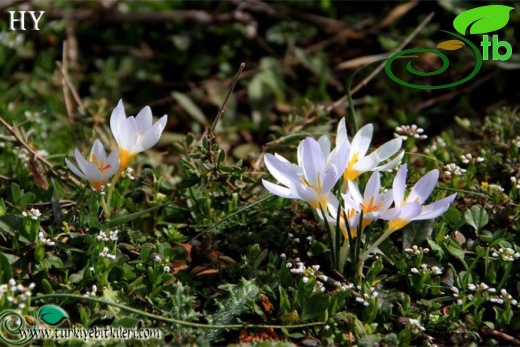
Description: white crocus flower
xmin=110 ymin=99 xmax=168 ymax=171
xmin=65 ymin=140 xmax=119 ymax=191
xmin=382 ymin=164 xmax=457 ymax=233
xmin=337 ymin=119 xmax=404 ymax=182
xmin=263 ymin=136 xmax=349 ymax=210
xmin=343 ymin=170 xmax=394 ymax=229
xmin=322 ymin=194 xmax=360 ymax=239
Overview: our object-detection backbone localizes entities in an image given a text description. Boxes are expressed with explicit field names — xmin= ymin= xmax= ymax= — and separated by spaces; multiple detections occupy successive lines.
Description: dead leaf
xmin=378 ymin=0 xmax=420 ymax=29
xmin=437 ymin=40 xmax=465 ymax=50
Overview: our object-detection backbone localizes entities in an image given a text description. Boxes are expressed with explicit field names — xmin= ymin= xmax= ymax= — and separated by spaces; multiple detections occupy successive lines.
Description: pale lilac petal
xmin=110 ymin=99 xmax=126 ymax=146
xmin=135 ymin=106 xmax=153 ymax=132
xmin=408 ymin=169 xmax=439 ymax=204
xmin=318 ymin=135 xmax=331 ymax=157
xmin=414 ymin=194 xmax=457 ymax=220
xmin=119 ymin=117 xmax=138 ymax=150
xmin=393 ymin=164 xmax=408 ymax=207
xmin=264 ymin=153 xmax=300 ymax=188
xmin=352 ymin=152 xmax=379 ymax=172
xmin=350 ymin=124 xmax=373 ymax=158
xmin=376 ymin=138 xmax=402 ymax=161
xmin=103 ymin=148 xmax=120 ymax=179
xmin=136 ymin=115 xmax=167 ymax=152
xmin=399 ymin=202 xmax=422 ymax=220
xmin=336 ymin=118 xmax=350 ymax=148
xmin=90 ymin=139 xmax=106 ymax=162
xmin=380 ymin=190 xmax=394 ymax=211
xmin=301 ymin=137 xmax=326 ymax=187
xmin=83 ymin=162 xmax=102 ymax=182
xmin=374 ymin=151 xmax=404 ymax=171
xmin=328 ymin=140 xmax=349 ymax=174
xmin=379 ymin=207 xmax=401 ymax=220
xmin=65 ymin=158 xmax=86 ymax=179
xmin=341 ymin=193 xmax=361 ymax=212
xmin=262 ymin=179 xmax=297 ymax=199
xmin=321 ymin=165 xmax=338 ymax=193
xmin=364 ymin=170 xmax=380 ymax=200
xmin=294 ymin=183 xmax=319 ymax=205
xmin=74 ymin=148 xmax=88 ymax=172
xmin=347 ymin=180 xmax=363 ymax=206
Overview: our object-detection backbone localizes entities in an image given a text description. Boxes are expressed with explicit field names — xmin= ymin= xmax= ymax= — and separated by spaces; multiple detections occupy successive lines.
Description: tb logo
xmin=8 ymin=11 xmax=45 ymax=31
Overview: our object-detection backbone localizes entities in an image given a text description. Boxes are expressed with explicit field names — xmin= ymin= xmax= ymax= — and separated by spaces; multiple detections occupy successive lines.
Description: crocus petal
xmin=374 ymin=151 xmax=404 ymax=172
xmin=300 ymin=137 xmax=326 ymax=187
xmin=90 ymin=139 xmax=106 ymax=163
xmin=262 ymin=180 xmax=298 ymax=199
xmin=103 ymin=148 xmax=120 ymax=178
xmin=83 ymin=162 xmax=102 ymax=182
xmin=393 ymin=164 xmax=408 ymax=207
xmin=65 ymin=158 xmax=86 ymax=180
xmin=350 ymin=123 xmax=373 ymax=158
xmin=342 ymin=192 xmax=361 ymax=212
xmin=364 ymin=170 xmax=380 ymax=200
xmin=380 ymin=190 xmax=394 ymax=211
xmin=328 ymin=140 xmax=349 ymax=174
xmin=135 ymin=106 xmax=153 ymax=132
xmin=352 ymin=152 xmax=379 ymax=172
xmin=408 ymin=169 xmax=439 ymax=204
xmin=414 ymin=194 xmax=457 ymax=220
xmin=399 ymin=201 xmax=422 ymax=220
xmin=318 ymin=135 xmax=331 ymax=157
xmin=294 ymin=183 xmax=319 ymax=206
xmin=347 ymin=180 xmax=364 ymax=206
xmin=110 ymin=99 xmax=126 ymax=146
xmin=119 ymin=118 xmax=138 ymax=150
xmin=74 ymin=148 xmax=88 ymax=173
xmin=376 ymin=138 xmax=402 ymax=161
xmin=264 ymin=153 xmax=300 ymax=188
xmin=136 ymin=114 xmax=167 ymax=152
xmin=336 ymin=118 xmax=349 ymax=148
xmin=321 ymin=165 xmax=338 ymax=193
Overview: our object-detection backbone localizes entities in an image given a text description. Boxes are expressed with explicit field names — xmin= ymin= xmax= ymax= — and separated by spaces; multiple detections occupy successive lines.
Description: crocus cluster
xmin=263 ymin=118 xmax=456 ymax=249
xmin=65 ymin=100 xmax=167 ymax=191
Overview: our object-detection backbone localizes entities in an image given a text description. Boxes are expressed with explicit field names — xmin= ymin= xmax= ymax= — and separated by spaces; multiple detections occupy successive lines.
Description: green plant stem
xmin=104 ymin=171 xmax=122 ymax=219
xmin=356 ymin=230 xmax=391 ymax=277
xmin=34 ymin=294 xmax=324 ymax=330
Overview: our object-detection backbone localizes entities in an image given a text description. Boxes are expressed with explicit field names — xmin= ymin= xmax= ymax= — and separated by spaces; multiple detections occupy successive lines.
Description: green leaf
xmin=38 ymin=305 xmax=68 ymax=326
xmin=464 ymin=205 xmax=489 ymax=231
xmin=107 ymin=205 xmax=166 ymax=228
xmin=302 ymin=293 xmax=330 ymax=321
xmin=402 ymin=220 xmax=434 ymax=251
xmin=113 ymin=317 xmax=140 ymax=328
xmin=0 ymin=252 xmax=13 ymax=283
xmin=453 ymin=5 xmax=514 ymax=35
xmin=171 ymin=91 xmax=208 ymax=126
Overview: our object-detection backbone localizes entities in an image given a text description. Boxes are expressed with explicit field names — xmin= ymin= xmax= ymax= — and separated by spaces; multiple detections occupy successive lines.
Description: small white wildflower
xmin=311 ymin=265 xmax=320 ymax=271
xmin=97 ymin=231 xmax=109 ymax=241
xmin=431 ymin=266 xmax=443 ymax=275
xmin=153 ymin=255 xmax=161 ymax=262
xmin=411 ymin=267 xmax=419 ymax=274
xmin=306 ymin=236 xmax=313 ymax=242
xmin=324 ymin=325 xmax=330 ymax=331
xmin=451 ymin=287 xmax=459 ymax=297
xmin=302 ymin=276 xmax=309 ymax=283
xmin=408 ymin=318 xmax=426 ymax=334
xmin=121 ymin=167 xmax=135 ymax=180
xmin=394 ymin=124 xmax=427 ymax=140
xmin=280 ymin=253 xmax=286 ymax=260
xmin=294 ymin=237 xmax=300 ymax=243
xmin=444 ymin=163 xmax=466 ymax=177
xmin=290 ymin=262 xmax=306 ymax=274
xmin=163 ymin=266 xmax=171 ymax=273
xmin=23 ymin=208 xmax=41 ymax=220
xmin=288 ymin=233 xmax=294 ymax=238
xmin=286 ymin=262 xmax=293 ymax=268
xmin=109 ymin=230 xmax=119 ymax=241
xmin=514 ymin=136 xmax=520 ymax=147
xmin=99 ymin=247 xmax=116 ymax=260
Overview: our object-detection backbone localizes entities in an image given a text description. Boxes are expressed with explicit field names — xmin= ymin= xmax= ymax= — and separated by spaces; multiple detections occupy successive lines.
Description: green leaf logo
xmin=453 ymin=5 xmax=514 ymax=35
xmin=37 ymin=305 xmax=68 ymax=326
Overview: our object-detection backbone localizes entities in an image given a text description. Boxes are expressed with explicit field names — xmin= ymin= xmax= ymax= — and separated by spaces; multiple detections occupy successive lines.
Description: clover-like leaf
xmin=453 ymin=5 xmax=514 ymax=35
xmin=38 ymin=305 xmax=68 ymax=326
xmin=464 ymin=205 xmax=489 ymax=231
xmin=437 ymin=40 xmax=465 ymax=51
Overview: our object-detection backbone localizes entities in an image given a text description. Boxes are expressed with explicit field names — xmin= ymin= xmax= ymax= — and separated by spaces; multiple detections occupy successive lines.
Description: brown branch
xmin=327 ymin=12 xmax=435 ymax=113
xmin=480 ymin=325 xmax=520 ymax=346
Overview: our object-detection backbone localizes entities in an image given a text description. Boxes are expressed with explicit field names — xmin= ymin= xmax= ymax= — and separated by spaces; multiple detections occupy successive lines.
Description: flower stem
xmin=356 ymin=230 xmax=391 ymax=277
xmin=103 ymin=171 xmax=122 ymax=219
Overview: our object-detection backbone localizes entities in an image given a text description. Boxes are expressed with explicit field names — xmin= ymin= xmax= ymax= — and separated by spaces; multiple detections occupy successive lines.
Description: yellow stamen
xmin=344 ymin=153 xmax=360 ymax=181
xmin=91 ymin=181 xmax=104 ymax=191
